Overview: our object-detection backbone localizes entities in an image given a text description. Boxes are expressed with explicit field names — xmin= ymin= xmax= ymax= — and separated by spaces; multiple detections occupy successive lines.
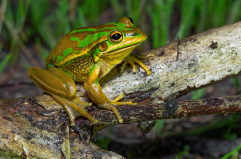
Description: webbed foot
xmin=50 ymin=94 xmax=99 ymax=126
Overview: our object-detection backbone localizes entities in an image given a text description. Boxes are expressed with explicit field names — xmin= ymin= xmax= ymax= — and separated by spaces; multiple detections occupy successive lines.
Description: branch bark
xmin=1 ymin=21 xmax=241 ymax=158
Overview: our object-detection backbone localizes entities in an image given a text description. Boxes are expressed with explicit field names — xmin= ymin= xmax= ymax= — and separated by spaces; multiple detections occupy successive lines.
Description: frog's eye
xmin=110 ymin=31 xmax=123 ymax=43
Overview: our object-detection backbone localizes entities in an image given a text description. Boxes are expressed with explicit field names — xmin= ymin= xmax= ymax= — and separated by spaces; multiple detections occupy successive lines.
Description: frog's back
xmin=45 ymin=20 xmax=138 ymax=82
xmin=45 ymin=24 xmax=119 ymax=82
xmin=45 ymin=23 xmax=123 ymax=67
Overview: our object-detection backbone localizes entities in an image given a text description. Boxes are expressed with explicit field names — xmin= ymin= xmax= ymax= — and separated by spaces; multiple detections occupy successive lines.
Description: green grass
xmin=191 ymin=88 xmax=205 ymax=100
xmin=221 ymin=142 xmax=241 ymax=159
xmin=0 ymin=44 xmax=12 ymax=74
xmin=146 ymin=0 xmax=176 ymax=48
xmin=95 ymin=125 xmax=114 ymax=150
xmin=1 ymin=0 xmax=241 ymax=69
xmin=175 ymin=145 xmax=190 ymax=159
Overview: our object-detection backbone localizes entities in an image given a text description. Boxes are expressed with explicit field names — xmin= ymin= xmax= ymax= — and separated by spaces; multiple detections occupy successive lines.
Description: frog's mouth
xmin=99 ymin=43 xmax=141 ymax=64
xmin=106 ymin=43 xmax=140 ymax=55
xmin=94 ymin=42 xmax=142 ymax=63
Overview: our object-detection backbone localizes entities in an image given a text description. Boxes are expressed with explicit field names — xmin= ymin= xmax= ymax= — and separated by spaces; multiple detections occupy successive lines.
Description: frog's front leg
xmin=84 ymin=64 xmax=131 ymax=123
xmin=28 ymin=66 xmax=98 ymax=126
xmin=120 ymin=54 xmax=154 ymax=75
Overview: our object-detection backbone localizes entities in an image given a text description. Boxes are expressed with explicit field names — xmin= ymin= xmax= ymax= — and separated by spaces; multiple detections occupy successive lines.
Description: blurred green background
xmin=1 ymin=0 xmax=241 ymax=71
xmin=1 ymin=0 xmax=241 ymax=158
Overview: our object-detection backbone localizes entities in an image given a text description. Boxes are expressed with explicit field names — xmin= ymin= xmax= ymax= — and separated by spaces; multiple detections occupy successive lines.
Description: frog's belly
xmin=60 ymin=56 xmax=94 ymax=82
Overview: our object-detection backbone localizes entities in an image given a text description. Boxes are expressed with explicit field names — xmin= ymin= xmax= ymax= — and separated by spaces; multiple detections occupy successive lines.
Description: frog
xmin=28 ymin=17 xmax=152 ymax=126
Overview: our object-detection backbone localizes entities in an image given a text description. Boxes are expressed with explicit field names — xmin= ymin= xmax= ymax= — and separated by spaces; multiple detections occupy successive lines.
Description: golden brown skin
xmin=28 ymin=17 xmax=152 ymax=126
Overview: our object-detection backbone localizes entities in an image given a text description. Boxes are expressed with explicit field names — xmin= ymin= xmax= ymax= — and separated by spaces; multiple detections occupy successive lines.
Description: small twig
xmin=176 ymin=36 xmax=180 ymax=61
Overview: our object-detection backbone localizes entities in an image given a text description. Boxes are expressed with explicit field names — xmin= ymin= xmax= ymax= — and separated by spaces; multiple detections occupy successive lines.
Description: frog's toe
xmin=122 ymin=54 xmax=152 ymax=75
xmin=67 ymin=100 xmax=98 ymax=122
xmin=111 ymin=94 xmax=124 ymax=102
xmin=130 ymin=56 xmax=151 ymax=75
xmin=120 ymin=60 xmax=128 ymax=73
xmin=126 ymin=59 xmax=137 ymax=73
xmin=145 ymin=69 xmax=152 ymax=76
xmin=51 ymin=94 xmax=98 ymax=125
xmin=119 ymin=118 xmax=123 ymax=123
xmin=93 ymin=119 xmax=99 ymax=123
xmin=99 ymin=102 xmax=124 ymax=123
xmin=111 ymin=101 xmax=133 ymax=105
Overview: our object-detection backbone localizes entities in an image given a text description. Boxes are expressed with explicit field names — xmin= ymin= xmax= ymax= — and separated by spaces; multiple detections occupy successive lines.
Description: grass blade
xmin=221 ymin=142 xmax=241 ymax=159
xmin=191 ymin=88 xmax=205 ymax=100
xmin=0 ymin=53 xmax=12 ymax=74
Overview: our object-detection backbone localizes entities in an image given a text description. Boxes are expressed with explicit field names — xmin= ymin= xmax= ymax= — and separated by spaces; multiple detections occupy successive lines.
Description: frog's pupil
xmin=112 ymin=33 xmax=121 ymax=40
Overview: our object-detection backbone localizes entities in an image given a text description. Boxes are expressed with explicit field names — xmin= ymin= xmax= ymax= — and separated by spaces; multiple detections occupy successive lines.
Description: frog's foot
xmin=99 ymin=101 xmax=124 ymax=123
xmin=101 ymin=99 xmax=138 ymax=123
xmin=120 ymin=54 xmax=154 ymax=75
xmin=110 ymin=93 xmax=138 ymax=121
xmin=50 ymin=93 xmax=98 ymax=126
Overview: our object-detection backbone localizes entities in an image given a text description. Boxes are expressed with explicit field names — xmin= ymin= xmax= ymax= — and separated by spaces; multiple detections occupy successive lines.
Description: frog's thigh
xmin=28 ymin=67 xmax=76 ymax=97
xmin=28 ymin=67 xmax=98 ymax=126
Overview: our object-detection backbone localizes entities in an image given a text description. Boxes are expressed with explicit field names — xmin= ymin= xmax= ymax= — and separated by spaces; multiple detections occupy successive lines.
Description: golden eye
xmin=109 ymin=31 xmax=123 ymax=43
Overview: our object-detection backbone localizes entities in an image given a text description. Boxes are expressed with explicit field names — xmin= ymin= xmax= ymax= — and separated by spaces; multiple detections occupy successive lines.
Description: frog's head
xmin=93 ymin=17 xmax=147 ymax=63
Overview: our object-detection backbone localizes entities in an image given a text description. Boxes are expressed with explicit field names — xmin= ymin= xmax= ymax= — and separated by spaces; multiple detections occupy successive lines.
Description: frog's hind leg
xmin=70 ymin=93 xmax=92 ymax=107
xmin=50 ymin=93 xmax=97 ymax=125
xmin=28 ymin=66 xmax=98 ymax=126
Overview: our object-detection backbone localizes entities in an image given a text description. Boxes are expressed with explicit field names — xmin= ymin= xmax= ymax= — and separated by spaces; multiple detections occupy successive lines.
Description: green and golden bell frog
xmin=28 ymin=17 xmax=152 ymax=126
